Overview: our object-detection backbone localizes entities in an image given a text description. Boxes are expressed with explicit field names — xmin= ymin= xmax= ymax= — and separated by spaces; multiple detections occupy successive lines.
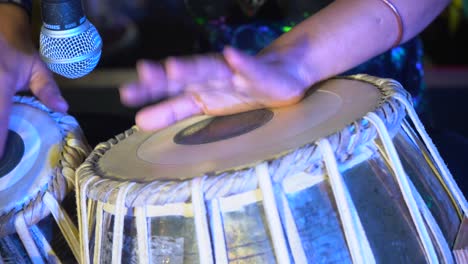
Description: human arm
xmin=0 ymin=3 xmax=68 ymax=157
xmin=119 ymin=0 xmax=450 ymax=131
xmin=263 ymin=0 xmax=451 ymax=86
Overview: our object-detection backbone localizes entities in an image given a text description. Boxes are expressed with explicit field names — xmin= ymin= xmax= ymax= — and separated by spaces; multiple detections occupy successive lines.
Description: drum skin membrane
xmin=0 ymin=97 xmax=90 ymax=263
xmin=77 ymin=75 xmax=466 ymax=263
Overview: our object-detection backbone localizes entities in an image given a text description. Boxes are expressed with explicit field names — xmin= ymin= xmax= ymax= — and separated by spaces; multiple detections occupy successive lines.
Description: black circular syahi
xmin=0 ymin=130 xmax=25 ymax=178
xmin=174 ymin=109 xmax=274 ymax=145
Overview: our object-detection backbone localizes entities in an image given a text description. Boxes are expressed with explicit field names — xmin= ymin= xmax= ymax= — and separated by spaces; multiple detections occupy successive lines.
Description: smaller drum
xmin=77 ymin=75 xmax=467 ymax=263
xmin=0 ymin=96 xmax=89 ymax=263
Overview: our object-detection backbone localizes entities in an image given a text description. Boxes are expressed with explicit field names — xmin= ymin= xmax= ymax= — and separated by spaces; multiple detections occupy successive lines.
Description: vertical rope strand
xmin=191 ymin=177 xmax=214 ymax=264
xmin=409 ymin=179 xmax=455 ymax=264
xmin=256 ymin=162 xmax=290 ymax=264
xmin=365 ymin=112 xmax=438 ymax=263
xmin=42 ymin=192 xmax=80 ymax=261
xmin=394 ymin=94 xmax=468 ymax=215
xmin=401 ymin=121 xmax=463 ymax=220
xmin=210 ymin=198 xmax=228 ymax=264
xmin=454 ymin=249 xmax=468 ymax=263
xmin=316 ymin=139 xmax=375 ymax=264
xmin=279 ymin=191 xmax=307 ymax=263
xmin=87 ymin=199 xmax=96 ymax=239
xmin=14 ymin=212 xmax=45 ymax=264
xmin=135 ymin=206 xmax=150 ymax=264
xmin=29 ymin=225 xmax=61 ymax=263
xmin=93 ymin=201 xmax=104 ymax=264
xmin=77 ymin=176 xmax=97 ymax=264
xmin=112 ymin=183 xmax=134 ymax=264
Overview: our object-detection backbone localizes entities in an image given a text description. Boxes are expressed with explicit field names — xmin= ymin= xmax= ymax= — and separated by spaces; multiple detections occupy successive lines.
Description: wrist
xmin=259 ymin=37 xmax=321 ymax=90
xmin=0 ymin=4 xmax=34 ymax=54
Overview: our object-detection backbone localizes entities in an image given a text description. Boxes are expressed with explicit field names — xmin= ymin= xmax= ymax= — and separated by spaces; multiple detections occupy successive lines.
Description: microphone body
xmin=40 ymin=0 xmax=102 ymax=79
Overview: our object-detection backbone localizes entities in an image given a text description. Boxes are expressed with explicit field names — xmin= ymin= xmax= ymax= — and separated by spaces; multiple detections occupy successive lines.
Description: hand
xmin=119 ymin=42 xmax=315 ymax=132
xmin=0 ymin=5 xmax=68 ymax=158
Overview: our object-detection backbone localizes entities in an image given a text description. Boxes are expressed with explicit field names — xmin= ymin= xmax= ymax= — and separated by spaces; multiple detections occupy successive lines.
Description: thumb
xmin=29 ymin=58 xmax=68 ymax=113
xmin=223 ymin=46 xmax=306 ymax=106
xmin=223 ymin=46 xmax=269 ymax=84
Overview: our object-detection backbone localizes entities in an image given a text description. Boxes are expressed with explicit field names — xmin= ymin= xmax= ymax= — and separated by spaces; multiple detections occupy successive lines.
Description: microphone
xmin=39 ymin=0 xmax=102 ymax=79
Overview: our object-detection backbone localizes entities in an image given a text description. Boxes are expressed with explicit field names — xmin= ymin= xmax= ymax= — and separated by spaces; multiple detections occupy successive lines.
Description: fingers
xmin=120 ymin=55 xmax=232 ymax=107
xmin=135 ymin=93 xmax=203 ymax=131
xmin=223 ymin=46 xmax=306 ymax=105
xmin=165 ymin=54 xmax=232 ymax=83
xmin=120 ymin=60 xmax=170 ymax=107
xmin=120 ymin=83 xmax=146 ymax=107
xmin=223 ymin=46 xmax=283 ymax=100
xmin=223 ymin=46 xmax=277 ymax=96
xmin=184 ymin=89 xmax=261 ymax=115
xmin=29 ymin=59 xmax=68 ymax=112
xmin=223 ymin=46 xmax=268 ymax=83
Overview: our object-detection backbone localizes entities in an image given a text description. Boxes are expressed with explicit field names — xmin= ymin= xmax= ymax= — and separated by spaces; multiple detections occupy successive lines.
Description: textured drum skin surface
xmin=0 ymin=96 xmax=89 ymax=263
xmin=0 ymin=105 xmax=62 ymax=217
xmin=77 ymin=75 xmax=465 ymax=264
xmin=98 ymin=78 xmax=380 ymax=182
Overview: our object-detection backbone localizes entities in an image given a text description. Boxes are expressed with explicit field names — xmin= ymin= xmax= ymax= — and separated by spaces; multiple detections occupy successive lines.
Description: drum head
xmin=98 ymin=78 xmax=381 ymax=182
xmin=0 ymin=103 xmax=62 ymax=214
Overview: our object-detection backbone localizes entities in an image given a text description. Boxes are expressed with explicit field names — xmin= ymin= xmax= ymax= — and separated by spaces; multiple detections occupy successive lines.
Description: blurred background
xmin=29 ymin=0 xmax=468 ymax=192
xmin=417 ymin=1 xmax=468 ymax=194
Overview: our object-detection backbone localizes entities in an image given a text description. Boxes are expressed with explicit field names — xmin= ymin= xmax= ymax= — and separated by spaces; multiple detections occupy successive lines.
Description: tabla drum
xmin=76 ymin=74 xmax=468 ymax=264
xmin=0 ymin=96 xmax=90 ymax=263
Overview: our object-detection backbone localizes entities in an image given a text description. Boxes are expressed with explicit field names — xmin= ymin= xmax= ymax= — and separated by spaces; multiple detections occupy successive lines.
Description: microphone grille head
xmin=40 ymin=21 xmax=102 ymax=79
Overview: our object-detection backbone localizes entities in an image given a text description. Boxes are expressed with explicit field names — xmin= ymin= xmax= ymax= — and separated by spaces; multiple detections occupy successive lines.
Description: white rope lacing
xmin=364 ymin=112 xmax=438 ymax=263
xmin=279 ymin=190 xmax=307 ymax=263
xmin=210 ymin=198 xmax=228 ymax=264
xmin=14 ymin=212 xmax=45 ymax=264
xmin=93 ymin=201 xmax=104 ymax=264
xmin=77 ymin=176 xmax=99 ymax=264
xmin=394 ymin=93 xmax=468 ymax=215
xmin=192 ymin=177 xmax=214 ymax=264
xmin=135 ymin=206 xmax=150 ymax=264
xmin=316 ymin=139 xmax=375 ymax=264
xmin=112 ymin=183 xmax=135 ymax=264
xmin=256 ymin=162 xmax=290 ymax=264
xmin=409 ymin=178 xmax=454 ymax=264
xmin=42 ymin=192 xmax=80 ymax=261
